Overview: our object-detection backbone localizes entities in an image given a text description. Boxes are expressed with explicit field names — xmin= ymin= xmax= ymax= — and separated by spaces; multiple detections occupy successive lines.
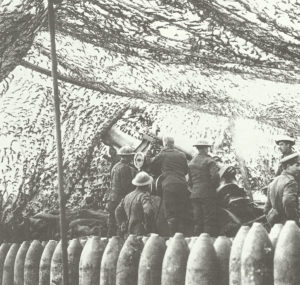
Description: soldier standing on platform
xmin=148 ymin=136 xmax=190 ymax=235
xmin=188 ymin=140 xmax=220 ymax=236
xmin=107 ymin=146 xmax=136 ymax=236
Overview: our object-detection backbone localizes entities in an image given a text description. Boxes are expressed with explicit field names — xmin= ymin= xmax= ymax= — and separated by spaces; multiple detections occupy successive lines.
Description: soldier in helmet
xmin=107 ymin=146 xmax=137 ymax=236
xmin=115 ymin=171 xmax=156 ymax=236
xmin=188 ymin=140 xmax=220 ymax=236
xmin=275 ymin=135 xmax=296 ymax=176
xmin=264 ymin=153 xmax=300 ymax=226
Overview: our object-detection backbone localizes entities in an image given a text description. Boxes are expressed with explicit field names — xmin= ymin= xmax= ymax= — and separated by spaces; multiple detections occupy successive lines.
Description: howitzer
xmin=104 ymin=125 xmax=264 ymax=236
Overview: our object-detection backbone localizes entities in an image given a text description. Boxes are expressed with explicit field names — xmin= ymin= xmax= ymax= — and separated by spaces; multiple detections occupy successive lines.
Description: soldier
xmin=148 ymin=136 xmax=190 ymax=235
xmin=115 ymin=171 xmax=156 ymax=236
xmin=264 ymin=153 xmax=300 ymax=226
xmin=275 ymin=135 xmax=295 ymax=176
xmin=188 ymin=140 xmax=220 ymax=236
xmin=107 ymin=146 xmax=136 ymax=236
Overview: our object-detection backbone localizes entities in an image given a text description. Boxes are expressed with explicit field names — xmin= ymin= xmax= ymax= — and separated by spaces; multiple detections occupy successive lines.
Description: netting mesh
xmin=1 ymin=0 xmax=300 ymax=82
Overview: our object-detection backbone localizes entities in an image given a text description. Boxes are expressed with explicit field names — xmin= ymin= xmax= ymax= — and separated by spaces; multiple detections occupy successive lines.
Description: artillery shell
xmin=14 ymin=241 xmax=30 ymax=285
xmin=138 ymin=233 xmax=166 ymax=285
xmin=185 ymin=233 xmax=218 ymax=285
xmin=229 ymin=225 xmax=250 ymax=285
xmin=100 ymin=236 xmax=123 ymax=285
xmin=0 ymin=243 xmax=11 ymax=285
xmin=50 ymin=241 xmax=63 ymax=285
xmin=68 ymin=238 xmax=82 ymax=285
xmin=229 ymin=226 xmax=250 ymax=285
xmin=188 ymin=237 xmax=197 ymax=250
xmin=214 ymin=236 xmax=232 ymax=285
xmin=142 ymin=236 xmax=149 ymax=245
xmin=161 ymin=233 xmax=189 ymax=285
xmin=2 ymin=243 xmax=19 ymax=285
xmin=24 ymin=240 xmax=43 ymax=285
xmin=241 ymin=223 xmax=273 ymax=285
xmin=269 ymin=223 xmax=283 ymax=248
xmin=79 ymin=237 xmax=88 ymax=247
xmin=274 ymin=220 xmax=300 ymax=285
xmin=185 ymin=237 xmax=191 ymax=245
xmin=79 ymin=236 xmax=107 ymax=285
xmin=116 ymin=234 xmax=144 ymax=285
xmin=40 ymin=240 xmax=57 ymax=285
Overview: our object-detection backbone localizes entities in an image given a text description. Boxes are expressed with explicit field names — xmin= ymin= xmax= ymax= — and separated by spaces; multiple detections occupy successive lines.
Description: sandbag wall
xmin=0 ymin=221 xmax=297 ymax=285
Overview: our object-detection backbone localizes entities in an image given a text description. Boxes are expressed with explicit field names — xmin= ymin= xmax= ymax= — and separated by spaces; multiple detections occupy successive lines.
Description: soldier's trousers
xmin=107 ymin=200 xmax=119 ymax=237
xmin=191 ymin=197 xmax=218 ymax=237
xmin=163 ymin=183 xmax=190 ymax=236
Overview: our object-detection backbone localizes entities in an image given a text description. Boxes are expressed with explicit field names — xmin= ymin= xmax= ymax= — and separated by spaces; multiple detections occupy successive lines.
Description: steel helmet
xmin=132 ymin=171 xmax=153 ymax=186
xmin=275 ymin=135 xmax=295 ymax=146
xmin=193 ymin=139 xmax=211 ymax=147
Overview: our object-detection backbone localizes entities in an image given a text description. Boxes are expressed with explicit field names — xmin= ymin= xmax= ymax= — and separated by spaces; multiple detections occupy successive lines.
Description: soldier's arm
xmin=187 ymin=167 xmax=193 ymax=188
xmin=182 ymin=154 xmax=189 ymax=176
xmin=112 ymin=165 xmax=122 ymax=191
xmin=263 ymin=186 xmax=272 ymax=215
xmin=208 ymin=160 xmax=220 ymax=189
xmin=115 ymin=199 xmax=126 ymax=226
xmin=148 ymin=151 xmax=162 ymax=167
xmin=283 ymin=181 xmax=299 ymax=221
xmin=120 ymin=166 xmax=135 ymax=194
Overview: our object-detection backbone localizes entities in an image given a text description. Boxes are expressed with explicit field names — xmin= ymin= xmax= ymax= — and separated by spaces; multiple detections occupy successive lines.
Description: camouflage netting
xmin=0 ymin=0 xmax=300 ymax=224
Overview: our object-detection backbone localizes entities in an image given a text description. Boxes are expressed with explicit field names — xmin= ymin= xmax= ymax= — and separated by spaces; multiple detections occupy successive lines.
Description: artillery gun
xmin=104 ymin=125 xmax=264 ymax=236
xmin=3 ymin=125 xmax=265 ymax=241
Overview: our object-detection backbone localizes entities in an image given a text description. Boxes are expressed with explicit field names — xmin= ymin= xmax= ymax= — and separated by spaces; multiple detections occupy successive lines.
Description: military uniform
xmin=264 ymin=170 xmax=299 ymax=226
xmin=151 ymin=147 xmax=190 ymax=235
xmin=107 ymin=159 xmax=136 ymax=236
xmin=189 ymin=153 xmax=220 ymax=236
xmin=115 ymin=189 xmax=156 ymax=236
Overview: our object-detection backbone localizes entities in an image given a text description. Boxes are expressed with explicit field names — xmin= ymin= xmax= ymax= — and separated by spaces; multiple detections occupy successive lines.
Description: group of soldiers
xmin=106 ymin=134 xmax=300 ymax=237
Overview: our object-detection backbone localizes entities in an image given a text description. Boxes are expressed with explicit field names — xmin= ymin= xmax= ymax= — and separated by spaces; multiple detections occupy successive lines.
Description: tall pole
xmin=47 ymin=1 xmax=69 ymax=285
